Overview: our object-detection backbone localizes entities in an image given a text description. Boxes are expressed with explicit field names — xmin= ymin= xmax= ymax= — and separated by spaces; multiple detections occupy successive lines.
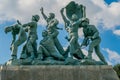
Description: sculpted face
xmin=81 ymin=18 xmax=89 ymax=27
xmin=81 ymin=21 xmax=88 ymax=27
xmin=42 ymin=30 xmax=48 ymax=37
xmin=48 ymin=13 xmax=55 ymax=19
xmin=15 ymin=24 xmax=20 ymax=29
xmin=71 ymin=14 xmax=78 ymax=21
xmin=32 ymin=15 xmax=40 ymax=22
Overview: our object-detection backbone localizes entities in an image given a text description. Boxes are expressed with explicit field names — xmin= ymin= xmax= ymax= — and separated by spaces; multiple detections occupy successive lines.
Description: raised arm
xmin=60 ymin=8 xmax=69 ymax=26
xmin=72 ymin=18 xmax=85 ymax=26
xmin=82 ymin=5 xmax=86 ymax=18
xmin=40 ymin=7 xmax=48 ymax=21
xmin=81 ymin=30 xmax=89 ymax=47
xmin=81 ymin=37 xmax=89 ymax=47
xmin=17 ymin=20 xmax=22 ymax=25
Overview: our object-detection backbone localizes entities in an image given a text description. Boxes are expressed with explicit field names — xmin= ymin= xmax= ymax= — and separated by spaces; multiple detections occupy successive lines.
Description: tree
xmin=113 ymin=64 xmax=120 ymax=79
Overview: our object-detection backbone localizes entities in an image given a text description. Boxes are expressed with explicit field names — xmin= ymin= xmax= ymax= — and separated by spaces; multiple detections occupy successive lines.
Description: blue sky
xmin=0 ymin=0 xmax=120 ymax=65
xmin=105 ymin=0 xmax=119 ymax=4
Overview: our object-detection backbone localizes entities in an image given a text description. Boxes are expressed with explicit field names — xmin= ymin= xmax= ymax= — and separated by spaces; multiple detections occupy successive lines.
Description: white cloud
xmin=103 ymin=48 xmax=120 ymax=65
xmin=78 ymin=28 xmax=84 ymax=38
xmin=107 ymin=60 xmax=112 ymax=65
xmin=81 ymin=49 xmax=88 ymax=56
xmin=113 ymin=30 xmax=120 ymax=36
xmin=0 ymin=0 xmax=120 ymax=35
xmin=81 ymin=49 xmax=100 ymax=61
xmin=98 ymin=2 xmax=120 ymax=29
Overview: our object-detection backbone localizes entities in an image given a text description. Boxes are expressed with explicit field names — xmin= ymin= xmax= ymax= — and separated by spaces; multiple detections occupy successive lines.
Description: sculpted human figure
xmin=4 ymin=21 xmax=27 ymax=60
xmin=37 ymin=30 xmax=65 ymax=61
xmin=60 ymin=8 xmax=84 ymax=59
xmin=80 ymin=18 xmax=107 ymax=64
xmin=40 ymin=7 xmax=65 ymax=56
xmin=20 ymin=15 xmax=40 ymax=60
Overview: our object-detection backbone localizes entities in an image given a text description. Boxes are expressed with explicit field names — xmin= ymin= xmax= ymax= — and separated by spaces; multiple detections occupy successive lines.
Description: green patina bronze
xmin=60 ymin=4 xmax=85 ymax=59
xmin=40 ymin=7 xmax=65 ymax=56
xmin=4 ymin=1 xmax=107 ymax=65
xmin=37 ymin=30 xmax=65 ymax=61
xmin=20 ymin=15 xmax=40 ymax=64
xmin=80 ymin=18 xmax=108 ymax=65
xmin=4 ymin=21 xmax=27 ymax=60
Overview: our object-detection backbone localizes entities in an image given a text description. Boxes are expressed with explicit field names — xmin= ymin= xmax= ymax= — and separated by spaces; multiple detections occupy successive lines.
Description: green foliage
xmin=113 ymin=64 xmax=120 ymax=78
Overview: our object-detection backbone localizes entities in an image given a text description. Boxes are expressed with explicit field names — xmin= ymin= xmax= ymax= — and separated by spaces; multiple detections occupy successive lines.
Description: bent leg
xmin=26 ymin=35 xmax=37 ymax=59
xmin=37 ymin=45 xmax=50 ymax=60
xmin=54 ymin=38 xmax=65 ymax=55
xmin=88 ymin=39 xmax=100 ymax=59
xmin=69 ymin=36 xmax=78 ymax=57
xmin=51 ymin=52 xmax=65 ymax=61
xmin=11 ymin=39 xmax=25 ymax=59
xmin=95 ymin=45 xmax=107 ymax=64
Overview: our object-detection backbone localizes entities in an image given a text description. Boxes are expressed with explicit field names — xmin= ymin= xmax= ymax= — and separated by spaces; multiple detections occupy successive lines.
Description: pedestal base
xmin=0 ymin=65 xmax=119 ymax=80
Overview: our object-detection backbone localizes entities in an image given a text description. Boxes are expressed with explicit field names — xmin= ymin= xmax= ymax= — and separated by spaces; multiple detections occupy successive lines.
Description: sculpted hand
xmin=17 ymin=20 xmax=22 ymax=25
xmin=60 ymin=8 xmax=64 ymax=13
xmin=40 ymin=7 xmax=44 ymax=13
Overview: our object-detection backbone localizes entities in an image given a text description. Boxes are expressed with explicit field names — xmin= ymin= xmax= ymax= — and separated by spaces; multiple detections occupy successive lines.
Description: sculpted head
xmin=81 ymin=18 xmax=89 ymax=27
xmin=71 ymin=14 xmax=78 ymax=21
xmin=42 ymin=30 xmax=48 ymax=37
xmin=32 ymin=15 xmax=40 ymax=22
xmin=48 ymin=13 xmax=55 ymax=19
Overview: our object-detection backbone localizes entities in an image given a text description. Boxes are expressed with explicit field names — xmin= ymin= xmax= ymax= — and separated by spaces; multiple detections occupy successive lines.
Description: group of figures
xmin=5 ymin=1 xmax=107 ymax=65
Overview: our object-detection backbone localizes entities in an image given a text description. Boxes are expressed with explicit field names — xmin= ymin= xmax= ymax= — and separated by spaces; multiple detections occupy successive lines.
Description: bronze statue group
xmin=4 ymin=1 xmax=107 ymax=65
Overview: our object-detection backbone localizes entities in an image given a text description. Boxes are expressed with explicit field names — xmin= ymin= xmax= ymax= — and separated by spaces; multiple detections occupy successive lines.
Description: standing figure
xmin=40 ymin=7 xmax=65 ymax=56
xmin=4 ymin=21 xmax=27 ymax=60
xmin=20 ymin=15 xmax=40 ymax=60
xmin=60 ymin=8 xmax=84 ymax=59
xmin=37 ymin=30 xmax=65 ymax=61
xmin=80 ymin=18 xmax=107 ymax=64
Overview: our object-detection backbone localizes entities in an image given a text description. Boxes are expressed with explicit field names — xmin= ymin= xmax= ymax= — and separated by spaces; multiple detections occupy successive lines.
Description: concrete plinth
xmin=0 ymin=65 xmax=119 ymax=80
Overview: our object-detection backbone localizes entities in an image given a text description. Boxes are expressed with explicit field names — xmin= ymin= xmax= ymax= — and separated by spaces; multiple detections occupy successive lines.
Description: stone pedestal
xmin=0 ymin=65 xmax=119 ymax=80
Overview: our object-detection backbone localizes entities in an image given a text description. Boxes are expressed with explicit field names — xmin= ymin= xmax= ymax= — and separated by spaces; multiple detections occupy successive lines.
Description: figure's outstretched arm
xmin=40 ymin=7 xmax=48 ymax=21
xmin=22 ymin=23 xmax=31 ymax=27
xmin=22 ymin=21 xmax=35 ymax=28
xmin=72 ymin=18 xmax=85 ymax=26
xmin=81 ymin=37 xmax=89 ymax=47
xmin=60 ymin=8 xmax=69 ymax=26
xmin=81 ymin=32 xmax=89 ymax=47
xmin=16 ymin=20 xmax=30 ymax=27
